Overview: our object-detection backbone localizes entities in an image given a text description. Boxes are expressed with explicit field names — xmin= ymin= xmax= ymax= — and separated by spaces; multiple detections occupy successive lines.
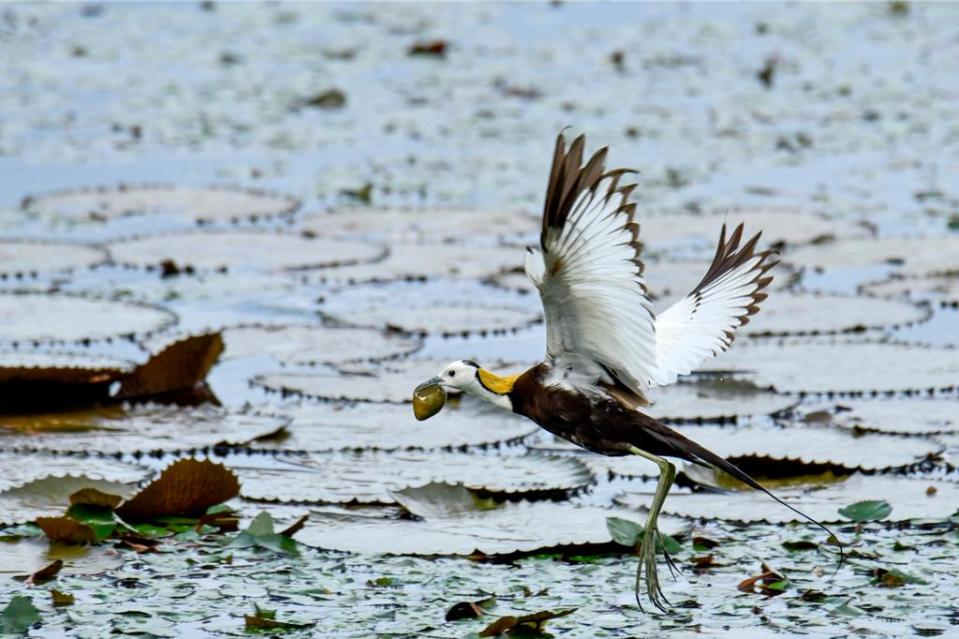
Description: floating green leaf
xmin=605 ymin=517 xmax=682 ymax=555
xmin=228 ymin=512 xmax=299 ymax=556
xmin=838 ymin=500 xmax=892 ymax=523
xmin=0 ymin=596 xmax=40 ymax=635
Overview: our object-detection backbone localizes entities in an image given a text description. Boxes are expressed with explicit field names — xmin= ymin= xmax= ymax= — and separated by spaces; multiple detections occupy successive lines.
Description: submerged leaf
xmin=116 ymin=459 xmax=239 ymax=522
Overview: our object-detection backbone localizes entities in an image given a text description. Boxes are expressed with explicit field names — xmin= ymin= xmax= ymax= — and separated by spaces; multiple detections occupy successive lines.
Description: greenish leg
xmin=628 ymin=445 xmax=677 ymax=613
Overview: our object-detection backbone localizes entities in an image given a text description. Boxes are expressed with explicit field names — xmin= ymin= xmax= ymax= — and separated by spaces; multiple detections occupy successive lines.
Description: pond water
xmin=0 ymin=2 xmax=957 ymax=637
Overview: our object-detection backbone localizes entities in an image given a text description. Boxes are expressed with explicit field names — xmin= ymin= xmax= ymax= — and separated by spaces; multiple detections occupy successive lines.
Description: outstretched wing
xmin=525 ymin=133 xmax=657 ymax=405
xmin=649 ymin=223 xmax=776 ymax=386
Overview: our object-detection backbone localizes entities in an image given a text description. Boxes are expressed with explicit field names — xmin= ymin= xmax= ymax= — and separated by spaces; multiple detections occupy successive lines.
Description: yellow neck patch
xmin=477 ymin=369 xmax=520 ymax=395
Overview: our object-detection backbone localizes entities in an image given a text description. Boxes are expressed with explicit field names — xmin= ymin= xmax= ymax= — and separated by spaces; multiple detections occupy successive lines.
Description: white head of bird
xmin=412 ymin=360 xmax=519 ymax=420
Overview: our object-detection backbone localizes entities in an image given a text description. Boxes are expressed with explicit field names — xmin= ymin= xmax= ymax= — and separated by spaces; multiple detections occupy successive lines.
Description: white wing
xmin=525 ymin=134 xmax=657 ymax=403
xmin=649 ymin=223 xmax=775 ymax=386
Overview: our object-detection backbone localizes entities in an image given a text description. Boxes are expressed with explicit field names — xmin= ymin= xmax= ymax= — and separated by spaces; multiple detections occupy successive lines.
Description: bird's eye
xmin=448 ymin=370 xmax=455 ymax=377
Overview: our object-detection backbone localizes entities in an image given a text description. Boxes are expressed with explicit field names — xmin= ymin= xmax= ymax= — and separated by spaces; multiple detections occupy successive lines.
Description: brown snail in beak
xmin=412 ymin=377 xmax=447 ymax=421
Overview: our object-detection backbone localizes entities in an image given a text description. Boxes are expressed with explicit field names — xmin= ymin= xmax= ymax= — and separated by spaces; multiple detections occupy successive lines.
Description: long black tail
xmin=647 ymin=420 xmax=845 ymax=568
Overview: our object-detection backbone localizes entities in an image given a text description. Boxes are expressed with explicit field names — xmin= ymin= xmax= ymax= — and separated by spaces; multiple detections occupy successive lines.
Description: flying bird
xmin=413 ymin=133 xmax=839 ymax=611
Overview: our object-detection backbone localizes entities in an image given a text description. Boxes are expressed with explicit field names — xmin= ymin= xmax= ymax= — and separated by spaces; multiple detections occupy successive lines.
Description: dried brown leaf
xmin=116 ymin=459 xmax=239 ymax=522
xmin=118 ymin=333 xmax=223 ymax=400
xmin=35 ymin=517 xmax=95 ymax=544
xmin=69 ymin=488 xmax=123 ymax=509
xmin=22 ymin=559 xmax=63 ymax=585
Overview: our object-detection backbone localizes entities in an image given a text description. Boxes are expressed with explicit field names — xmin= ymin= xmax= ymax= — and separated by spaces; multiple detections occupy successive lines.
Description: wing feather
xmin=527 ymin=134 xmax=656 ymax=403
xmin=649 ymin=223 xmax=776 ymax=386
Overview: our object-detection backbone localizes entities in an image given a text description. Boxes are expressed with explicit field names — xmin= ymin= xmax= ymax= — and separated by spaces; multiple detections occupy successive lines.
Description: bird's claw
xmin=634 ymin=527 xmax=673 ymax=614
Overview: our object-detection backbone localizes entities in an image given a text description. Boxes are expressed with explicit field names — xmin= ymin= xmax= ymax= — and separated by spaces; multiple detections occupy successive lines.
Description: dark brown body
xmin=509 ymin=363 xmax=751 ymax=480
xmin=510 ymin=364 xmax=685 ymax=458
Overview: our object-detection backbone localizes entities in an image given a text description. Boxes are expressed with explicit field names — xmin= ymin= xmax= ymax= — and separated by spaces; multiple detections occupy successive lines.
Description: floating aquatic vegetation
xmin=0 ymin=291 xmax=175 ymax=344
xmin=233 ymin=451 xmax=593 ymax=504
xmin=322 ymin=302 xmax=542 ymax=337
xmin=699 ymin=340 xmax=959 ymax=395
xmin=0 ymin=404 xmax=288 ymax=455
xmin=253 ymin=359 xmax=527 ymax=403
xmin=0 ymin=332 xmax=222 ymax=412
xmin=862 ymin=274 xmax=959 ymax=306
xmin=0 ymin=240 xmax=106 ymax=279
xmin=741 ymin=292 xmax=929 ymax=337
xmin=646 ymin=379 xmax=797 ymax=423
xmin=318 ymin=282 xmax=541 ymax=336
xmin=783 ymin=236 xmax=959 ymax=277
xmin=802 ymin=398 xmax=959 ymax=435
xmin=106 ymin=230 xmax=385 ymax=272
xmin=479 ymin=607 xmax=577 ymax=637
xmin=675 ymin=423 xmax=939 ymax=472
xmin=118 ymin=332 xmax=222 ymax=401
xmin=309 ymin=242 xmax=523 ymax=284
xmin=638 ymin=208 xmax=868 ymax=256
xmin=616 ymin=474 xmax=959 ymax=523
xmin=116 ymin=459 xmax=240 ymax=522
xmin=0 ymin=476 xmax=136 ymax=525
xmin=302 ymin=209 xmax=537 ymax=244
xmin=250 ymin=401 xmax=538 ymax=452
xmin=222 ymin=324 xmax=422 ymax=365
xmin=292 ymin=482 xmax=686 ymax=556
xmin=0 ymin=452 xmax=148 ymax=492
xmin=21 ymin=184 xmax=300 ymax=225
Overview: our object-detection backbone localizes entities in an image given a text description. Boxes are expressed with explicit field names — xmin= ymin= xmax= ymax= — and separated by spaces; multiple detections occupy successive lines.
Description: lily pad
xmin=0 ymin=452 xmax=149 ymax=492
xmin=311 ymin=242 xmax=524 ymax=284
xmin=740 ymin=292 xmax=929 ymax=337
xmin=640 ymin=208 xmax=867 ymax=255
xmin=318 ymin=282 xmax=542 ymax=336
xmin=222 ymin=324 xmax=421 ymax=365
xmin=302 ymin=209 xmax=537 ymax=243
xmin=253 ymin=360 xmax=528 ymax=403
xmin=0 ymin=240 xmax=106 ymax=278
xmin=673 ymin=423 xmax=939 ymax=471
xmin=233 ymin=451 xmax=593 ymax=504
xmin=862 ymin=274 xmax=959 ymax=305
xmin=292 ymin=482 xmax=687 ymax=556
xmin=700 ymin=340 xmax=959 ymax=395
xmin=616 ymin=474 xmax=959 ymax=523
xmin=646 ymin=379 xmax=797 ymax=422
xmin=0 ymin=475 xmax=136 ymax=525
xmin=0 ymin=292 xmax=176 ymax=344
xmin=0 ymin=404 xmax=289 ymax=455
xmin=21 ymin=184 xmax=300 ymax=225
xmin=492 ymin=260 xmax=795 ymax=300
xmin=106 ymin=230 xmax=385 ymax=272
xmin=783 ymin=236 xmax=959 ymax=277
xmin=805 ymin=398 xmax=959 ymax=435
xmin=251 ymin=400 xmax=538 ymax=452
xmin=0 ymin=351 xmax=134 ymax=383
